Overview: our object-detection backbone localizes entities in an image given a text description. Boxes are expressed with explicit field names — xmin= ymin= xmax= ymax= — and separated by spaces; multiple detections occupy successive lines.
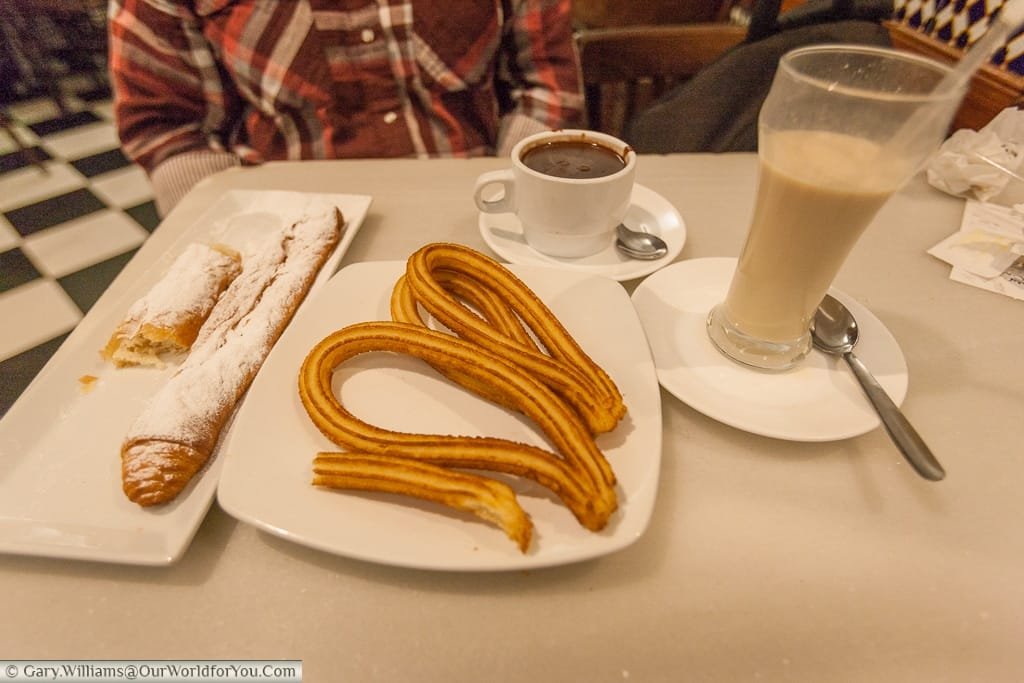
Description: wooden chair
xmin=577 ymin=0 xmax=1023 ymax=140
xmin=0 ymin=111 xmax=49 ymax=172
xmin=571 ymin=0 xmax=736 ymax=29
xmin=574 ymin=0 xmax=824 ymax=138
xmin=576 ymin=23 xmax=748 ymax=138
xmin=0 ymin=0 xmax=108 ymax=114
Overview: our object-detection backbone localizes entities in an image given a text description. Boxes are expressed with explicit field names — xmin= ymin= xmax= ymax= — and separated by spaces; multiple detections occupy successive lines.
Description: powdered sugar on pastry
xmin=102 ymin=243 xmax=241 ymax=367
xmin=121 ymin=205 xmax=344 ymax=506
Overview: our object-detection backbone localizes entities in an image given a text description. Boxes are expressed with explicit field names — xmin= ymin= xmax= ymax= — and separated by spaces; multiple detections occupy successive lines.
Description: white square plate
xmin=217 ymin=261 xmax=663 ymax=571
xmin=0 ymin=191 xmax=372 ymax=565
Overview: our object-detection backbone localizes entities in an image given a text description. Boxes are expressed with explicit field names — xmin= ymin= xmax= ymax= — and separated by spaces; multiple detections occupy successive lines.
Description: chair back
xmin=571 ymin=0 xmax=736 ymax=29
xmin=576 ymin=23 xmax=748 ymax=138
xmin=574 ymin=0 xmax=831 ymax=138
xmin=1 ymin=0 xmax=108 ymax=113
xmin=579 ymin=0 xmax=1023 ymax=147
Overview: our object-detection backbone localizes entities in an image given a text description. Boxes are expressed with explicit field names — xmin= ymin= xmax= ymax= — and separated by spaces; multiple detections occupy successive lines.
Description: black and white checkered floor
xmin=1 ymin=82 xmax=158 ymax=416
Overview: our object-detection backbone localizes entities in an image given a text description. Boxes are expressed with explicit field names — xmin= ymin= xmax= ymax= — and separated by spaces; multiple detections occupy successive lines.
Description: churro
xmin=299 ymin=321 xmax=617 ymax=531
xmin=300 ymin=243 xmax=627 ymax=551
xmin=394 ymin=243 xmax=625 ymax=434
xmin=313 ymin=452 xmax=532 ymax=552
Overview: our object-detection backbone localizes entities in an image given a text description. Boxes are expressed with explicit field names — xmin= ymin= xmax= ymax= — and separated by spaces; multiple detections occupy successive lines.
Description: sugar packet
xmin=928 ymin=200 xmax=1024 ymax=300
xmin=950 ymin=259 xmax=1024 ymax=302
xmin=927 ymin=228 xmax=1023 ymax=278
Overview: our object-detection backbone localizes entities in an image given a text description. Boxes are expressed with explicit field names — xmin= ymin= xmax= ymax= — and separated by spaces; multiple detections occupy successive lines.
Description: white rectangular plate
xmin=0 ymin=190 xmax=372 ymax=565
xmin=217 ymin=261 xmax=662 ymax=571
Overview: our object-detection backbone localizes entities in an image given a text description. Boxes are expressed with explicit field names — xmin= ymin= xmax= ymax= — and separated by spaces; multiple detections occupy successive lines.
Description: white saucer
xmin=479 ymin=183 xmax=685 ymax=282
xmin=630 ymin=257 xmax=909 ymax=442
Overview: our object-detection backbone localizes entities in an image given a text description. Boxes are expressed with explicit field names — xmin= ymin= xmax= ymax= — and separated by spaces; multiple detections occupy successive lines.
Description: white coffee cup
xmin=474 ymin=129 xmax=637 ymax=258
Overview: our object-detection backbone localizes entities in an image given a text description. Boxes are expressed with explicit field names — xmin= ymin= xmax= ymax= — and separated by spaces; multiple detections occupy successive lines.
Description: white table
xmin=2 ymin=154 xmax=1021 ymax=681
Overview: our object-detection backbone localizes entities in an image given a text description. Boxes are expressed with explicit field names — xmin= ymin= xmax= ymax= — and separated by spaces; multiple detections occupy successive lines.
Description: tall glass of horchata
xmin=706 ymin=45 xmax=966 ymax=371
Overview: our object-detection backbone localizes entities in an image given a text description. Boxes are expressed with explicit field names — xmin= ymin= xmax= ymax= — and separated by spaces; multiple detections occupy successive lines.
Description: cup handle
xmin=473 ymin=170 xmax=515 ymax=213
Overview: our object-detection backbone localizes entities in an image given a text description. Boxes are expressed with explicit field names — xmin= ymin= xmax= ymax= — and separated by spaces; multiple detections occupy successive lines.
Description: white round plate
xmin=479 ymin=183 xmax=685 ymax=281
xmin=631 ymin=257 xmax=909 ymax=442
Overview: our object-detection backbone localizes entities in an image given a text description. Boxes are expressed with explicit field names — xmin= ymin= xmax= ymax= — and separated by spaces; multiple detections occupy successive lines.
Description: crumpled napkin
xmin=927 ymin=107 xmax=1024 ymax=202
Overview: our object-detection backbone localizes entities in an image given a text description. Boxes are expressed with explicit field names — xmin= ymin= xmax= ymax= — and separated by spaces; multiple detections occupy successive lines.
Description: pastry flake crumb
xmin=78 ymin=375 xmax=99 ymax=393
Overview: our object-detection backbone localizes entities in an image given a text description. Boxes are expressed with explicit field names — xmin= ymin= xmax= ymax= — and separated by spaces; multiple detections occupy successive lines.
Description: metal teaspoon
xmin=615 ymin=223 xmax=668 ymax=260
xmin=811 ymin=294 xmax=946 ymax=482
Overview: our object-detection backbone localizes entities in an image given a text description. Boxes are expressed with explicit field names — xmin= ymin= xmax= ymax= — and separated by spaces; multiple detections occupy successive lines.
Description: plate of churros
xmin=217 ymin=244 xmax=663 ymax=571
xmin=0 ymin=190 xmax=371 ymax=565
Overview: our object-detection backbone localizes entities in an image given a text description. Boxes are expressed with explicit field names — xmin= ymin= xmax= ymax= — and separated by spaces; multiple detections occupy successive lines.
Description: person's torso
xmin=193 ymin=0 xmax=509 ymax=159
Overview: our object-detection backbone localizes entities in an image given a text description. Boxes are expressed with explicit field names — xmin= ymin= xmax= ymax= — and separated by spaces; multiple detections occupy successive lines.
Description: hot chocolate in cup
xmin=474 ymin=129 xmax=637 ymax=258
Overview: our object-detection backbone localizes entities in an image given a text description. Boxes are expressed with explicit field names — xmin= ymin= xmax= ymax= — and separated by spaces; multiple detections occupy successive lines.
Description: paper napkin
xmin=926 ymin=108 xmax=1024 ymax=204
xmin=928 ymin=200 xmax=1024 ymax=301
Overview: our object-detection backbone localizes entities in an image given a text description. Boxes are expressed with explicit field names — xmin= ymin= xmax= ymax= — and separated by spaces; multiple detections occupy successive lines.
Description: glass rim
xmin=778 ymin=44 xmax=963 ymax=104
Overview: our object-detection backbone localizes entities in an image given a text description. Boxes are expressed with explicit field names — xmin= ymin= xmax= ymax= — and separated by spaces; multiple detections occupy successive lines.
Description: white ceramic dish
xmin=217 ymin=261 xmax=662 ymax=571
xmin=0 ymin=190 xmax=372 ymax=565
xmin=479 ymin=183 xmax=685 ymax=281
xmin=631 ymin=257 xmax=909 ymax=442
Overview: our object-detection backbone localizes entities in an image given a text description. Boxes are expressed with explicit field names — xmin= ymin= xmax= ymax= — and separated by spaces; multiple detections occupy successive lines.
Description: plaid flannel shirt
xmin=109 ymin=0 xmax=584 ymax=199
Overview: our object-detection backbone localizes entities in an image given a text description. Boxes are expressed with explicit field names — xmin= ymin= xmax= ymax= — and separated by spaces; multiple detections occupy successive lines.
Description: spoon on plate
xmin=811 ymin=295 xmax=946 ymax=482
xmin=615 ymin=223 xmax=668 ymax=260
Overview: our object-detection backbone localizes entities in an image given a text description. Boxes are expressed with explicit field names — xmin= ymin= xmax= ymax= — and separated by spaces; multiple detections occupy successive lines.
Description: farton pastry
xmin=102 ymin=243 xmax=241 ymax=367
xmin=120 ymin=206 xmax=344 ymax=506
